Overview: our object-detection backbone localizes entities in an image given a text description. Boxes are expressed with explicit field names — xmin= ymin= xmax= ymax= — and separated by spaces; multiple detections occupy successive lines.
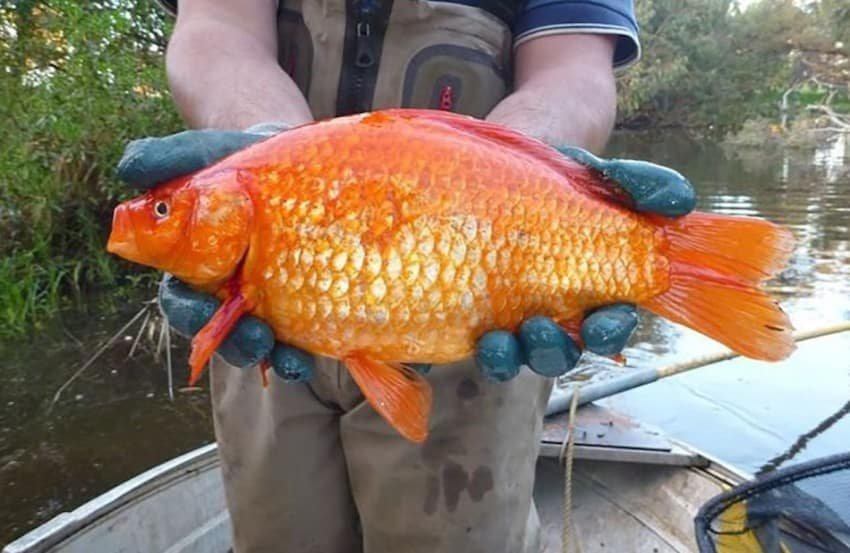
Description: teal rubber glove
xmin=557 ymin=146 xmax=696 ymax=216
xmin=118 ymin=123 xmax=313 ymax=382
xmin=118 ymin=123 xmax=287 ymax=189
xmin=473 ymin=146 xmax=696 ymax=382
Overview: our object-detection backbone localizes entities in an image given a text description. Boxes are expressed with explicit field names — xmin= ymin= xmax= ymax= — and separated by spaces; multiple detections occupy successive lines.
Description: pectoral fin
xmin=344 ymin=352 xmax=433 ymax=443
xmin=188 ymin=290 xmax=252 ymax=385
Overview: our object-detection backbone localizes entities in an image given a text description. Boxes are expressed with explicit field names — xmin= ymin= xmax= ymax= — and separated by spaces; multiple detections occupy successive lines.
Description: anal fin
xmin=344 ymin=352 xmax=433 ymax=443
xmin=557 ymin=319 xmax=583 ymax=349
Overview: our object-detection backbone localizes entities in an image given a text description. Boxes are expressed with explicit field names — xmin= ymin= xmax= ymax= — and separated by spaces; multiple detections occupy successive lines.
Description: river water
xmin=1 ymin=132 xmax=848 ymax=543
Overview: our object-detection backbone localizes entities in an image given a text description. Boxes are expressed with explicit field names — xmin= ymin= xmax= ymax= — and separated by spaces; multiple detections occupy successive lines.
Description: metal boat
xmin=3 ymin=399 xmax=747 ymax=553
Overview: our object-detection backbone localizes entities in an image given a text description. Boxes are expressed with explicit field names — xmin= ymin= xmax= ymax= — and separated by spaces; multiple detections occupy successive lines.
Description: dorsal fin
xmin=385 ymin=109 xmax=633 ymax=208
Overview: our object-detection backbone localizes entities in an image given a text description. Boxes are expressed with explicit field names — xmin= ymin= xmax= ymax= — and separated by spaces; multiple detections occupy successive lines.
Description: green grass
xmin=0 ymin=244 xmax=161 ymax=339
xmin=0 ymin=250 xmax=85 ymax=339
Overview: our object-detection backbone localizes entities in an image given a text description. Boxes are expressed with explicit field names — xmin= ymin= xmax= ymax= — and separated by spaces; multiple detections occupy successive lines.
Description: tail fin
xmin=641 ymin=212 xmax=795 ymax=361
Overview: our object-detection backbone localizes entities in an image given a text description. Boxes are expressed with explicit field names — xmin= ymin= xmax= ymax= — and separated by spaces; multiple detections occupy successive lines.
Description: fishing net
xmin=695 ymin=452 xmax=850 ymax=553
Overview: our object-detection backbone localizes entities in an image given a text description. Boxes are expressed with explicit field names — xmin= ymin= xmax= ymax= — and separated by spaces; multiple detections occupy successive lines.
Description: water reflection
xmin=813 ymin=134 xmax=847 ymax=183
xmin=708 ymin=194 xmax=759 ymax=216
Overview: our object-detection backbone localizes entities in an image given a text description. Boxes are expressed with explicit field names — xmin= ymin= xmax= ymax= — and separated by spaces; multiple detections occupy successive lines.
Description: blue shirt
xmin=513 ymin=0 xmax=640 ymax=69
xmin=156 ymin=0 xmax=640 ymax=69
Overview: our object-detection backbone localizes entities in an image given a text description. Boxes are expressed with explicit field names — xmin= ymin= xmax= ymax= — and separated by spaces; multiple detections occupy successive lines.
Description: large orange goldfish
xmin=107 ymin=109 xmax=794 ymax=442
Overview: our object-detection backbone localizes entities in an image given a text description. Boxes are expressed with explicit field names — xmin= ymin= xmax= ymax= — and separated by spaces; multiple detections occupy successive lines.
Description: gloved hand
xmin=118 ymin=123 xmax=314 ymax=383
xmin=473 ymin=146 xmax=697 ymax=382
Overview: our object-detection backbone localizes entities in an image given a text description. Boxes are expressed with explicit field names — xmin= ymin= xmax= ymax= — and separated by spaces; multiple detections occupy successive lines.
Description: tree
xmin=616 ymin=0 xmax=831 ymax=134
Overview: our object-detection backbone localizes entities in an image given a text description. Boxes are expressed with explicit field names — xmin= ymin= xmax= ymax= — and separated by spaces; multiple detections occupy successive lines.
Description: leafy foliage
xmin=0 ymin=1 xmax=180 ymax=336
xmin=618 ymin=0 xmax=849 ymax=135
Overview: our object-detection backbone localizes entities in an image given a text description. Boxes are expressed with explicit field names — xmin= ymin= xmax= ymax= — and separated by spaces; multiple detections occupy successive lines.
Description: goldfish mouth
xmin=106 ymin=204 xmax=143 ymax=262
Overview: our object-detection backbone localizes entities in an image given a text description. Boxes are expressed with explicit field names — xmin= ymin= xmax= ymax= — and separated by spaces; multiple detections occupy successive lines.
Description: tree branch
xmin=806 ymin=104 xmax=850 ymax=130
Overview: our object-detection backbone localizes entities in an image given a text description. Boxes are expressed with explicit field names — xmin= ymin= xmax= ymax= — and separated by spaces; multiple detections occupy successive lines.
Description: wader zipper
xmin=355 ymin=20 xmax=374 ymax=68
xmin=337 ymin=0 xmax=392 ymax=115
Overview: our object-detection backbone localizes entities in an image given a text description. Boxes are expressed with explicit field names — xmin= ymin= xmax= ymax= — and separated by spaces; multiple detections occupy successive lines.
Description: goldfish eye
xmin=153 ymin=201 xmax=169 ymax=218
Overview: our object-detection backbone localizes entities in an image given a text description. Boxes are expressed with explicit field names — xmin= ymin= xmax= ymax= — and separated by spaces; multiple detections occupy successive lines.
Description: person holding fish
xmin=109 ymin=0 xmax=790 ymax=551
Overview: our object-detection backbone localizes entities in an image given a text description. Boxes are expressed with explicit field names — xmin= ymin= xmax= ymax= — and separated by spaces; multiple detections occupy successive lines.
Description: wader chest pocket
xmin=400 ymin=44 xmax=507 ymax=118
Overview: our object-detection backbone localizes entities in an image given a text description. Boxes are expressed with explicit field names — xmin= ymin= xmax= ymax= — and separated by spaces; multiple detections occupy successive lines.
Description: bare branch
xmin=806 ymin=104 xmax=850 ymax=130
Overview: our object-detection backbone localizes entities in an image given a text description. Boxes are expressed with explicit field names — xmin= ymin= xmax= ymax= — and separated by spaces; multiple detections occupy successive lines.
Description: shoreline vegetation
xmin=1 ymin=0 xmax=849 ymax=338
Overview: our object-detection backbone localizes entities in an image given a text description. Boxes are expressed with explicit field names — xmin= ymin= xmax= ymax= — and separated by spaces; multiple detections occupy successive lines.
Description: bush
xmin=0 ymin=1 xmax=181 ymax=337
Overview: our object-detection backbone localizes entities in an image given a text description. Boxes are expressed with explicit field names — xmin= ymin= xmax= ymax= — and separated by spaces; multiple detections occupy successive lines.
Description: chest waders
xmin=276 ymin=0 xmax=514 ymax=118
xmin=158 ymin=0 xmax=514 ymax=119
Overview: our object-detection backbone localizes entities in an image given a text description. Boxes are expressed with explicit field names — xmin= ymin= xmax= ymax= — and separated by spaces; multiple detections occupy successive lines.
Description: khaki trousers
xmin=210 ymin=355 xmax=553 ymax=553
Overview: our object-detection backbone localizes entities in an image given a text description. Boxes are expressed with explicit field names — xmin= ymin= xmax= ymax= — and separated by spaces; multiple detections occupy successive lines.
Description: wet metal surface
xmin=542 ymin=404 xmax=671 ymax=452
xmin=1 ymin=132 xmax=849 ymax=542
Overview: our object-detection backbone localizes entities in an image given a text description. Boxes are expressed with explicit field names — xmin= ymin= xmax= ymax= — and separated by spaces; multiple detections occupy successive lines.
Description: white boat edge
xmin=4 ymin=444 xmax=222 ymax=553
